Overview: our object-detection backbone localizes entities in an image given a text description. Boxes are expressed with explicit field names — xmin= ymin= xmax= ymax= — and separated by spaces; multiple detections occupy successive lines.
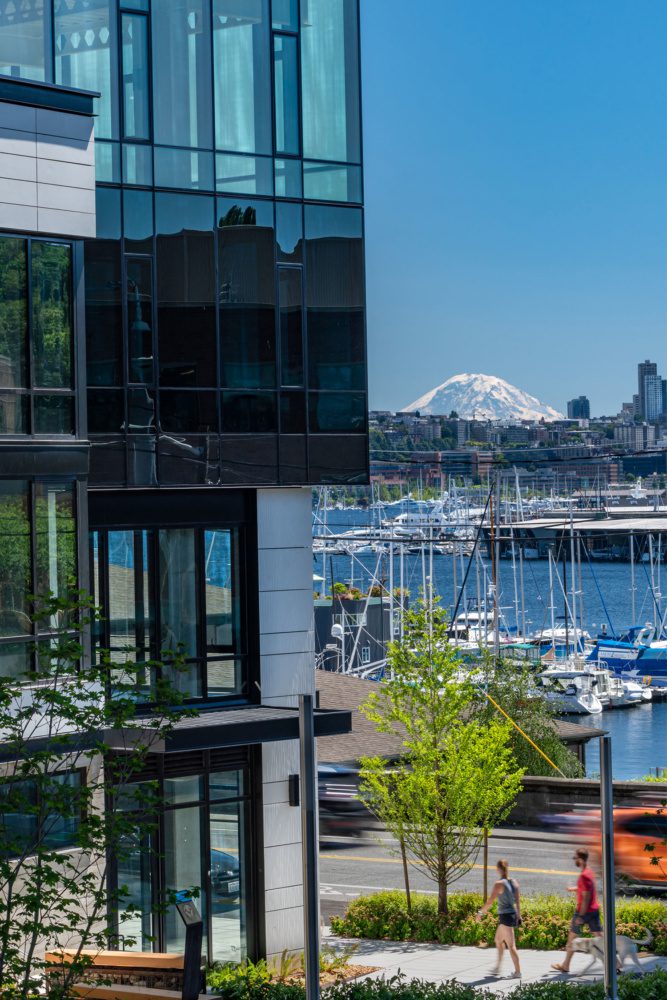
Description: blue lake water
xmin=313 ymin=506 xmax=667 ymax=780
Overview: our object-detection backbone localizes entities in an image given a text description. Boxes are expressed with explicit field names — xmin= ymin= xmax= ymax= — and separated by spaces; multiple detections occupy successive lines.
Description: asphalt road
xmin=319 ymin=830 xmax=576 ymax=924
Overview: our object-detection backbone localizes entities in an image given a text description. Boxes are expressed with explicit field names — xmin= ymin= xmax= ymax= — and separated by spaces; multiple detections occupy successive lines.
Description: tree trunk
xmin=438 ymin=879 xmax=448 ymax=917
xmin=400 ymin=836 xmax=412 ymax=913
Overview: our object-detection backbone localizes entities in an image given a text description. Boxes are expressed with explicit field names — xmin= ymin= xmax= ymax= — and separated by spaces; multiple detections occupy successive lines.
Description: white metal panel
xmin=35 ymin=107 xmax=93 ymax=142
xmin=263 ymin=801 xmax=301 ymax=848
xmin=37 ymin=207 xmax=95 ymax=237
xmin=259 ymin=588 xmax=313 ymax=636
xmin=263 ymin=843 xmax=302 ymax=891
xmin=265 ymin=884 xmax=304 ymax=913
xmin=257 ymin=488 xmax=311 ymax=550
xmin=37 ymin=182 xmax=95 ymax=213
xmin=265 ymin=905 xmax=304 ymax=956
xmin=0 ymin=176 xmax=36 ymax=206
xmin=0 ymin=125 xmax=37 ymax=157
xmin=0 ymin=201 xmax=37 ymax=230
xmin=260 ymin=651 xmax=313 ymax=699
xmin=260 ymin=629 xmax=313 ymax=657
xmin=262 ymin=739 xmax=299 ymax=783
xmin=37 ymin=157 xmax=95 ymax=189
xmin=0 ymin=151 xmax=36 ymax=181
xmin=258 ymin=545 xmax=312 ymax=593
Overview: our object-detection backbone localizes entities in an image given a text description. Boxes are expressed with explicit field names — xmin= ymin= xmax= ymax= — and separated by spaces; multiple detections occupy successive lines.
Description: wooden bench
xmin=45 ymin=950 xmax=209 ymax=997
xmin=69 ymin=986 xmax=221 ymax=1000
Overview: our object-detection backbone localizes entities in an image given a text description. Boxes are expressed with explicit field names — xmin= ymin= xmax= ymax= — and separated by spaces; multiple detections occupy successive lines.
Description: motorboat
xmin=536 ymin=667 xmax=603 ymax=715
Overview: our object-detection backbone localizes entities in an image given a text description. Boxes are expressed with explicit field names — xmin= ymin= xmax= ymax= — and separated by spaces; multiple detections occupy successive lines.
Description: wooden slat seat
xmin=71 ymin=985 xmax=221 ymax=1000
xmin=47 ymin=950 xmax=185 ymax=971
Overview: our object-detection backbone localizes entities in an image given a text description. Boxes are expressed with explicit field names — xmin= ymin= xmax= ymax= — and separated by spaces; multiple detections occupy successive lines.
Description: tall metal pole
xmin=299 ymin=694 xmax=320 ymax=1000
xmin=600 ymin=734 xmax=618 ymax=1000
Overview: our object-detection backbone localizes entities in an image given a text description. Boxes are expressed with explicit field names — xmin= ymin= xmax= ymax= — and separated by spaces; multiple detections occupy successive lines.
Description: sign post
xmin=299 ymin=693 xmax=320 ymax=1000
xmin=600 ymin=735 xmax=618 ymax=1000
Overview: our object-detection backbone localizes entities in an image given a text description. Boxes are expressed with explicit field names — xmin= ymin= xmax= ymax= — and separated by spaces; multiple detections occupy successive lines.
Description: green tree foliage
xmin=359 ymin=602 xmax=524 ymax=916
xmin=473 ymin=657 xmax=584 ymax=778
xmin=0 ymin=592 xmax=197 ymax=1000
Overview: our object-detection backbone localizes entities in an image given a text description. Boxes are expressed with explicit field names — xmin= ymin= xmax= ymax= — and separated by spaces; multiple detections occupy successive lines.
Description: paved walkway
xmin=325 ymin=933 xmax=667 ymax=995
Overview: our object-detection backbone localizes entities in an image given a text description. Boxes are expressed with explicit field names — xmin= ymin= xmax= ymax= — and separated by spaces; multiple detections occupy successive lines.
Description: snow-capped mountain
xmin=404 ymin=374 xmax=564 ymax=422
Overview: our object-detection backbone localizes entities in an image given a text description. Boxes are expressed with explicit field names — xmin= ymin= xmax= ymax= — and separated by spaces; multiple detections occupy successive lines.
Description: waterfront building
xmin=0 ymin=0 xmax=365 ymax=964
xmin=567 ymin=395 xmax=590 ymax=420
xmin=613 ymin=422 xmax=657 ymax=451
xmin=638 ymin=359 xmax=658 ymax=417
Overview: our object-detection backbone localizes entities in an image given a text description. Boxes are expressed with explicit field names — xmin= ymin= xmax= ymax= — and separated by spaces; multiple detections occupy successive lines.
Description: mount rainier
xmin=404 ymin=374 xmax=564 ymax=422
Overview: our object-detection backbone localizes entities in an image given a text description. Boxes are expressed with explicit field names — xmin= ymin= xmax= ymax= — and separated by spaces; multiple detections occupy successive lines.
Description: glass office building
xmin=0 ymin=0 xmax=364 ymax=964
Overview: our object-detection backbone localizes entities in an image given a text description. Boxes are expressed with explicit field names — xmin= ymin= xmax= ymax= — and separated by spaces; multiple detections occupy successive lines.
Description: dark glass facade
xmin=0 ymin=0 xmax=368 ymax=487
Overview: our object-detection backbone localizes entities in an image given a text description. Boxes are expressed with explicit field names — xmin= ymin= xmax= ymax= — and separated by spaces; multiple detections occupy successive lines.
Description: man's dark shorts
xmin=499 ymin=913 xmax=518 ymax=928
xmin=571 ymin=910 xmax=602 ymax=934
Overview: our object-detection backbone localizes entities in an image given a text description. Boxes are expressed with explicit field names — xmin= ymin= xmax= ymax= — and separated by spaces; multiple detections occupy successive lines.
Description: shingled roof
xmin=316 ymin=670 xmax=603 ymax=767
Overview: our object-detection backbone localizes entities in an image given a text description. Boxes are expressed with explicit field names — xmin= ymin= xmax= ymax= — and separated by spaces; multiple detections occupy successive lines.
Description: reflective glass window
xmin=301 ymin=0 xmax=360 ymax=164
xmin=204 ymin=529 xmax=239 ymax=653
xmin=209 ymin=797 xmax=245 ymax=962
xmin=96 ymin=187 xmax=122 ymax=240
xmin=159 ymin=528 xmax=198 ymax=658
xmin=216 ymin=153 xmax=273 ymax=196
xmin=159 ymin=390 xmax=218 ymax=433
xmin=0 ymin=3 xmax=50 ymax=82
xmin=122 ymin=13 xmax=150 ymax=140
xmin=31 ymin=242 xmax=72 ymax=389
xmin=123 ymin=143 xmax=153 ymax=186
xmin=218 ymin=197 xmax=275 ymax=388
xmin=273 ymin=34 xmax=299 ymax=156
xmin=128 ymin=387 xmax=156 ymax=432
xmin=154 ymin=147 xmax=214 ymax=191
xmin=304 ymin=205 xmax=364 ymax=390
xmin=163 ymin=805 xmax=207 ymax=950
xmin=274 ymin=157 xmax=302 ymax=199
xmin=0 ymin=238 xmax=27 ymax=388
xmin=88 ymin=388 xmax=125 ymax=433
xmin=106 ymin=529 xmax=153 ymax=660
xmin=272 ymin=0 xmax=298 ymax=31
xmin=115 ymin=822 xmax=154 ymax=950
xmin=54 ymin=0 xmax=119 ymax=139
xmin=0 ymin=481 xmax=31 ymax=638
xmin=213 ymin=0 xmax=271 ymax=154
xmin=156 ymin=194 xmax=216 ymax=388
xmin=0 ymin=393 xmax=27 ymax=434
xmin=308 ymin=391 xmax=366 ymax=433
xmin=303 ymin=161 xmax=362 ymax=203
xmin=152 ymin=0 xmax=212 ymax=149
xmin=278 ymin=268 xmax=303 ymax=386
xmin=33 ymin=395 xmax=74 ymax=434
xmin=280 ymin=390 xmax=305 ymax=433
xmin=127 ymin=257 xmax=154 ymax=382
xmin=164 ymin=776 xmax=204 ymax=804
xmin=123 ymin=188 xmax=154 ymax=253
xmin=275 ymin=201 xmax=302 ymax=262
xmin=34 ymin=482 xmax=77 ymax=604
xmin=221 ymin=391 xmax=277 ymax=432
xmin=85 ymin=240 xmax=123 ymax=386
xmin=95 ymin=141 xmax=121 ymax=183
xmin=121 ymin=0 xmax=149 ymax=10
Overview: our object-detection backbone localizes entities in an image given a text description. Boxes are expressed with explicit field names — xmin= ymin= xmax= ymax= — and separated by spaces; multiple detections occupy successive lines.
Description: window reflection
xmin=0 ymin=238 xmax=27 ymax=389
xmin=209 ymin=796 xmax=246 ymax=963
xmin=275 ymin=201 xmax=302 ymax=262
xmin=0 ymin=2 xmax=50 ymax=82
xmin=33 ymin=394 xmax=74 ymax=434
xmin=123 ymin=189 xmax=154 ymax=254
xmin=303 ymin=161 xmax=362 ymax=203
xmin=204 ymin=529 xmax=239 ymax=652
xmin=160 ymin=391 xmax=218 ymax=433
xmin=222 ymin=391 xmax=277 ymax=433
xmin=308 ymin=391 xmax=366 ymax=433
xmin=216 ymin=153 xmax=273 ymax=196
xmin=301 ymin=0 xmax=361 ymax=164
xmin=54 ymin=0 xmax=118 ymax=139
xmin=31 ymin=242 xmax=73 ymax=389
xmin=278 ymin=268 xmax=303 ymax=386
xmin=128 ymin=387 xmax=156 ymax=432
xmin=122 ymin=13 xmax=150 ymax=140
xmin=156 ymin=195 xmax=216 ymax=388
xmin=88 ymin=389 xmax=124 ymax=433
xmin=85 ymin=240 xmax=123 ymax=386
xmin=107 ymin=529 xmax=153 ymax=662
xmin=164 ymin=805 xmax=207 ymax=952
xmin=304 ymin=205 xmax=364 ymax=390
xmin=159 ymin=528 xmax=197 ymax=658
xmin=274 ymin=157 xmax=302 ymax=198
xmin=0 ymin=481 xmax=31 ymax=639
xmin=213 ymin=0 xmax=271 ymax=155
xmin=273 ymin=34 xmax=299 ymax=156
xmin=272 ymin=0 xmax=299 ymax=31
xmin=34 ymin=482 xmax=77 ymax=604
xmin=152 ymin=0 xmax=213 ymax=149
xmin=126 ymin=257 xmax=154 ymax=382
xmin=218 ymin=198 xmax=275 ymax=388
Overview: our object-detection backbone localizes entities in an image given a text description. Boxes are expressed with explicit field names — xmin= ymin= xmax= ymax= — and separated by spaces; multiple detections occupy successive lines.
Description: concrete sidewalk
xmin=325 ymin=932 xmax=667 ymax=995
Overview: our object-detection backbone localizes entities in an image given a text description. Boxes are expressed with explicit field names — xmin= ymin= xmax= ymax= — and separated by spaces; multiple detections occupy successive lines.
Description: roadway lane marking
xmin=321 ymin=853 xmax=572 ymax=876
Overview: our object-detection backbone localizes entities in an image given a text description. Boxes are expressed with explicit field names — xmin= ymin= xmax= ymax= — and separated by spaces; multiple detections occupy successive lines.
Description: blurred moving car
xmin=318 ymin=764 xmax=376 ymax=838
xmin=544 ymin=805 xmax=667 ymax=890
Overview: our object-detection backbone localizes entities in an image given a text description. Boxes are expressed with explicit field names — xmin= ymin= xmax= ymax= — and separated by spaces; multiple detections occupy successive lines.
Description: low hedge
xmin=329 ymin=891 xmax=667 ymax=955
xmin=202 ymin=970 xmax=667 ymax=1000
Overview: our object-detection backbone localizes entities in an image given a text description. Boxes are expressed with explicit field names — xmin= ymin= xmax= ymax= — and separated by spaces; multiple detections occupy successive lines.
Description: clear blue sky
xmin=361 ymin=0 xmax=667 ymax=416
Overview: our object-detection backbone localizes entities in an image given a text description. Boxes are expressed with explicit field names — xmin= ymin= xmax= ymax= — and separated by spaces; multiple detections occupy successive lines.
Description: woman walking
xmin=475 ymin=859 xmax=522 ymax=979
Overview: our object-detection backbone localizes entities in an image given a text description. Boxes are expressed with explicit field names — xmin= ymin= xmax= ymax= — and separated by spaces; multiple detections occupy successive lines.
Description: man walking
xmin=551 ymin=848 xmax=601 ymax=974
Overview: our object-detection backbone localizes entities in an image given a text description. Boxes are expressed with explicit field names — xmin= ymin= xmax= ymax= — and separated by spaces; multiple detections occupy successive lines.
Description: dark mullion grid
xmin=195 ymin=527 xmax=208 ymax=700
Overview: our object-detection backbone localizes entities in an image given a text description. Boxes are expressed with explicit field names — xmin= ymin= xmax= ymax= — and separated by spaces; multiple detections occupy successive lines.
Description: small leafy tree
xmin=0 ymin=592 xmax=196 ymax=1000
xmin=359 ymin=601 xmax=523 ymax=917
xmin=474 ymin=656 xmax=584 ymax=778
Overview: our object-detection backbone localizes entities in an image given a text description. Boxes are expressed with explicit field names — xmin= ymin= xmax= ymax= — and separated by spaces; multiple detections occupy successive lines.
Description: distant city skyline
xmin=361 ymin=0 xmax=667 ymax=416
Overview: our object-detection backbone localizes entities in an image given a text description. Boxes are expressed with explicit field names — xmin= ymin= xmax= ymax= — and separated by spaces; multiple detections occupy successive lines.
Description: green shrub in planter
xmin=330 ymin=891 xmax=667 ymax=955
